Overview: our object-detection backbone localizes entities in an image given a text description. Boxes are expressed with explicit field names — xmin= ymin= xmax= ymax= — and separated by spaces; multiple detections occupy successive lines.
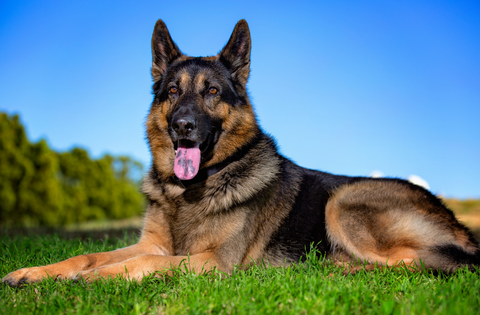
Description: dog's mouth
xmin=173 ymin=130 xmax=217 ymax=180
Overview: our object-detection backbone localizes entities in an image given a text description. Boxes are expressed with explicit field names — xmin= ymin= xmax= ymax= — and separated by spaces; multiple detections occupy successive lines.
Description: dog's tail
xmin=424 ymin=244 xmax=480 ymax=273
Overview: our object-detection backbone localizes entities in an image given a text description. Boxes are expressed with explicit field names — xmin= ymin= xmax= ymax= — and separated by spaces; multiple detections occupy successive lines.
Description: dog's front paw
xmin=2 ymin=267 xmax=52 ymax=287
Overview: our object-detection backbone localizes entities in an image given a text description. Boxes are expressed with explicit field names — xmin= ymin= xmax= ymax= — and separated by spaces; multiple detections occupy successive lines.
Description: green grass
xmin=1 ymin=231 xmax=480 ymax=315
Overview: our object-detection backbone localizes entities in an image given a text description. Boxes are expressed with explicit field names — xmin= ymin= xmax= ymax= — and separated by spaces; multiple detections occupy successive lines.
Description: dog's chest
xmin=168 ymin=202 xmax=248 ymax=255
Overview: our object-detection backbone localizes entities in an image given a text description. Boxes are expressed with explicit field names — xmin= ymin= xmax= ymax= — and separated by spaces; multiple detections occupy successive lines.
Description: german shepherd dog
xmin=3 ymin=20 xmax=480 ymax=286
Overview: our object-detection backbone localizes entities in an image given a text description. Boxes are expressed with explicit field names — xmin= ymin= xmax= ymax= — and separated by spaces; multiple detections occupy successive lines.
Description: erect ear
xmin=151 ymin=19 xmax=183 ymax=82
xmin=218 ymin=19 xmax=251 ymax=85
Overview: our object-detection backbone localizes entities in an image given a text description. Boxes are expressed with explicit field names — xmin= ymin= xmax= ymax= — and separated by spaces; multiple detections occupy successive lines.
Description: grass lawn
xmin=1 ymin=229 xmax=480 ymax=315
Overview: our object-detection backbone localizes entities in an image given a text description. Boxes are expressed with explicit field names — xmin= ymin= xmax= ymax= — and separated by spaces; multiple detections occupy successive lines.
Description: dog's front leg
xmin=2 ymin=239 xmax=168 ymax=286
xmin=73 ymin=252 xmax=221 ymax=282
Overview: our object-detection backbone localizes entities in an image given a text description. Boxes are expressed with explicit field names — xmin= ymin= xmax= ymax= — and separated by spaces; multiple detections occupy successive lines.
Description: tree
xmin=0 ymin=112 xmax=145 ymax=227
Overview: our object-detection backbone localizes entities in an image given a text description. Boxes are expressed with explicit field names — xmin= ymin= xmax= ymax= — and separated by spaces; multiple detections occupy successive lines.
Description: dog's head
xmin=146 ymin=20 xmax=259 ymax=181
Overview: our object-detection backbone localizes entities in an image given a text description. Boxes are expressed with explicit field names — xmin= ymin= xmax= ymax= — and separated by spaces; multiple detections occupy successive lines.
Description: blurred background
xmin=1 ymin=0 xmax=479 ymax=228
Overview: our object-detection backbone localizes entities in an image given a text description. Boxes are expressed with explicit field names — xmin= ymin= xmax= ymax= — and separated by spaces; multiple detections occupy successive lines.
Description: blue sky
xmin=1 ymin=0 xmax=479 ymax=198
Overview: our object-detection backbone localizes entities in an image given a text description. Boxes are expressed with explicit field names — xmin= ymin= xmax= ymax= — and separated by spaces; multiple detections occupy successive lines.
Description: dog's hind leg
xmin=325 ymin=180 xmax=480 ymax=273
xmin=329 ymin=247 xmax=388 ymax=274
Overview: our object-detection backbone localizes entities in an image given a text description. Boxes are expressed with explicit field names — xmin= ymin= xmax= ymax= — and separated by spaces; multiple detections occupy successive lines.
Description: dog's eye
xmin=169 ymin=87 xmax=178 ymax=94
xmin=209 ymin=87 xmax=218 ymax=95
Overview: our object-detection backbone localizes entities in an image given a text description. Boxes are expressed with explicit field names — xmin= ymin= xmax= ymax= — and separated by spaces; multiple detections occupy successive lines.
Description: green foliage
xmin=0 ymin=112 xmax=145 ymax=227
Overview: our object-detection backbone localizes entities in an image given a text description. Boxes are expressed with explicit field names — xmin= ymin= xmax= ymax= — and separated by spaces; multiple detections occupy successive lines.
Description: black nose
xmin=172 ymin=116 xmax=196 ymax=136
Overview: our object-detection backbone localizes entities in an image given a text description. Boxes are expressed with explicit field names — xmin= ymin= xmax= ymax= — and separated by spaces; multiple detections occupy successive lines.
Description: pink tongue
xmin=174 ymin=143 xmax=201 ymax=180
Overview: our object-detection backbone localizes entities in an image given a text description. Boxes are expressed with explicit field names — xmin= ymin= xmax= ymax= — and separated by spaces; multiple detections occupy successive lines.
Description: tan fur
xmin=179 ymin=71 xmax=191 ymax=89
xmin=194 ymin=72 xmax=206 ymax=90
xmin=145 ymin=107 xmax=175 ymax=179
xmin=326 ymin=180 xmax=477 ymax=270
xmin=204 ymin=103 xmax=258 ymax=168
